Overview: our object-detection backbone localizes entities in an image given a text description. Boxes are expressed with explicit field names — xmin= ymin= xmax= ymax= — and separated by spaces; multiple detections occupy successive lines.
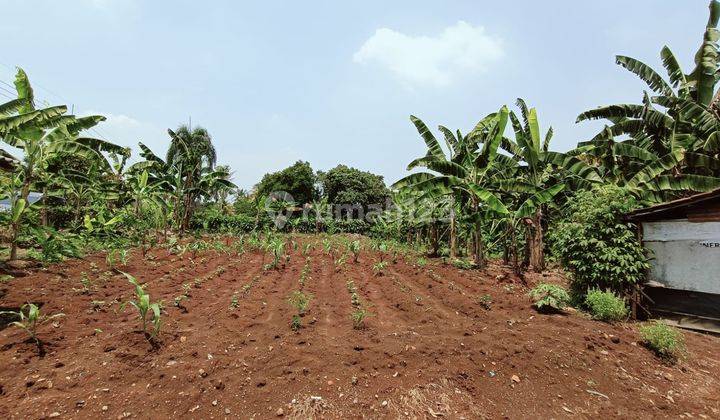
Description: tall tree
xmin=166 ymin=125 xmax=217 ymax=232
xmin=0 ymin=68 xmax=122 ymax=259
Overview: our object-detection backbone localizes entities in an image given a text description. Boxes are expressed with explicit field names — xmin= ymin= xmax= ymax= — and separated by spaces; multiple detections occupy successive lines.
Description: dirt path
xmin=1 ymin=236 xmax=719 ymax=419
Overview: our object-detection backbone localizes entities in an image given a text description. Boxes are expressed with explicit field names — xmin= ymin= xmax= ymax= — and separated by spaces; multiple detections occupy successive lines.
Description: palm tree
xmin=166 ymin=125 xmax=217 ymax=232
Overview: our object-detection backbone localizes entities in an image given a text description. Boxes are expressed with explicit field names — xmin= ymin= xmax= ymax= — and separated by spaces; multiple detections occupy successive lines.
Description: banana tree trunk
xmin=527 ymin=208 xmax=545 ymax=272
xmin=40 ymin=187 xmax=48 ymax=227
xmin=10 ymin=178 xmax=32 ymax=261
xmin=510 ymin=222 xmax=521 ymax=275
xmin=429 ymin=223 xmax=439 ymax=257
xmin=473 ymin=223 xmax=485 ymax=268
xmin=449 ymin=209 xmax=457 ymax=259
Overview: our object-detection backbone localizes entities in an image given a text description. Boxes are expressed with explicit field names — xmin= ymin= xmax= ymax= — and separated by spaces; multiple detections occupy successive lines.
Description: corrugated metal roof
xmin=626 ymin=188 xmax=720 ymax=221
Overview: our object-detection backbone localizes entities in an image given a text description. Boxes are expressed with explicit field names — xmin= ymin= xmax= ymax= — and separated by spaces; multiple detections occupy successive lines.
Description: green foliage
xmin=0 ymin=303 xmax=64 ymax=346
xmin=584 ymin=289 xmax=628 ymax=322
xmin=123 ymin=272 xmax=163 ymax=339
xmin=290 ymin=314 xmax=302 ymax=331
xmin=287 ymin=291 xmax=312 ymax=315
xmin=350 ymin=307 xmax=372 ymax=330
xmin=478 ymin=294 xmax=493 ymax=310
xmin=372 ymin=260 xmax=387 ymax=275
xmin=348 ymin=240 xmax=361 ymax=262
xmin=639 ymin=321 xmax=686 ymax=362
xmin=529 ymin=283 xmax=571 ymax=312
xmin=551 ymin=185 xmax=649 ymax=295
xmin=451 ymin=258 xmax=474 ymax=270
xmin=256 ymin=160 xmax=318 ymax=205
xmin=27 ymin=227 xmax=82 ymax=263
xmin=318 ymin=164 xmax=390 ymax=212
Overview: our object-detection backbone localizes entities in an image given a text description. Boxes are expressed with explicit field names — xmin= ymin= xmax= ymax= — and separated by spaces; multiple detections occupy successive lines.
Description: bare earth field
xmin=1 ymin=235 xmax=719 ymax=419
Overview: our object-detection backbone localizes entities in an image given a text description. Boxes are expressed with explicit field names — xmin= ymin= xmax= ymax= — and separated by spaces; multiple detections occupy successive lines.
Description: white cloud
xmin=353 ymin=21 xmax=503 ymax=87
xmin=80 ymin=110 xmax=167 ymax=159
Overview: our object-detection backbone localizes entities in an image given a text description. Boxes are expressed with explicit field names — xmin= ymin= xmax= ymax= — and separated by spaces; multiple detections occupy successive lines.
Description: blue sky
xmin=0 ymin=0 xmax=709 ymax=189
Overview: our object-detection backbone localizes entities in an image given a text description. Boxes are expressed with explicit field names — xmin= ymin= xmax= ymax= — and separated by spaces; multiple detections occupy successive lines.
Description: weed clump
xmin=529 ymin=283 xmax=571 ymax=312
xmin=584 ymin=289 xmax=628 ymax=322
xmin=639 ymin=321 xmax=686 ymax=363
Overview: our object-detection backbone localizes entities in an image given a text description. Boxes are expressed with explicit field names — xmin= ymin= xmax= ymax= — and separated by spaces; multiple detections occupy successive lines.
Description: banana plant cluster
xmin=393 ymin=100 xmax=599 ymax=271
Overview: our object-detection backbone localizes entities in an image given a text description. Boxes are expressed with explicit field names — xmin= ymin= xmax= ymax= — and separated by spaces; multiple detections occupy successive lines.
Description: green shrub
xmin=585 ymin=289 xmax=628 ymax=322
xmin=639 ymin=321 xmax=686 ymax=362
xmin=529 ymin=283 xmax=571 ymax=312
xmin=550 ymin=185 xmax=649 ymax=297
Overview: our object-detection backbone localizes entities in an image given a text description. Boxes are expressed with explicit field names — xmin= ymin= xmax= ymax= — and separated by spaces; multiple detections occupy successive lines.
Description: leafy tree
xmin=319 ymin=164 xmax=390 ymax=216
xmin=255 ymin=160 xmax=318 ymax=205
xmin=550 ymin=184 xmax=649 ymax=298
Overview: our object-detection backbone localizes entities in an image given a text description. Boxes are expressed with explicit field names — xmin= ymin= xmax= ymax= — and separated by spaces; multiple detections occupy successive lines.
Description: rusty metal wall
xmin=642 ymin=219 xmax=720 ymax=295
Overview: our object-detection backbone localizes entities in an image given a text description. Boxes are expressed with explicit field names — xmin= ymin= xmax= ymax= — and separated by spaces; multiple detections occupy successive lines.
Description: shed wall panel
xmin=643 ymin=220 xmax=720 ymax=241
xmin=645 ymin=239 xmax=720 ymax=294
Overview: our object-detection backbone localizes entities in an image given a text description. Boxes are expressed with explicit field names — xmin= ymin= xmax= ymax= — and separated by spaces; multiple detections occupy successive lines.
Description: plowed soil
xmin=1 ymin=235 xmax=719 ymax=419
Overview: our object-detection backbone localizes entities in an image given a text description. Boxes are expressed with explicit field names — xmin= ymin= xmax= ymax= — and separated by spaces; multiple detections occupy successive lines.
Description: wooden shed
xmin=626 ymin=188 xmax=720 ymax=333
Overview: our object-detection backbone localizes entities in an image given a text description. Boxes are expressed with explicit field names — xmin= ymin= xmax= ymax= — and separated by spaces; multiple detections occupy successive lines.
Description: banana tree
xmin=0 ymin=68 xmax=121 ymax=260
xmin=499 ymin=99 xmax=601 ymax=271
xmin=394 ymin=106 xmax=512 ymax=268
xmin=576 ymin=0 xmax=720 ymax=202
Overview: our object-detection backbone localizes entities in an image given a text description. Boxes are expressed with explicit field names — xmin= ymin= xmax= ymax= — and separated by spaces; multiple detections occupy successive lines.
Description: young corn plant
xmin=372 ymin=261 xmax=387 ymax=276
xmin=74 ymin=272 xmax=93 ymax=294
xmin=0 ymin=303 xmax=64 ymax=352
xmin=334 ymin=253 xmax=348 ymax=271
xmin=288 ymin=291 xmax=313 ymax=316
xmin=351 ymin=307 xmax=372 ymax=330
xmin=230 ymin=292 xmax=240 ymax=309
xmin=348 ymin=240 xmax=361 ymax=263
xmin=288 ymin=291 xmax=313 ymax=331
xmin=264 ymin=238 xmax=287 ymax=270
xmin=123 ymin=272 xmax=163 ymax=340
xmin=302 ymin=242 xmax=313 ymax=256
xmin=299 ymin=258 xmax=312 ymax=288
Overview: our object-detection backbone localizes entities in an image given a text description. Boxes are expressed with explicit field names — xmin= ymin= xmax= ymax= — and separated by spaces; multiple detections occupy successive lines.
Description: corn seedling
xmin=123 ymin=272 xmax=163 ymax=339
xmin=302 ymin=242 xmax=313 ymax=256
xmin=174 ymin=295 xmax=188 ymax=308
xmin=290 ymin=314 xmax=302 ymax=331
xmin=74 ymin=272 xmax=92 ymax=294
xmin=348 ymin=240 xmax=361 ymax=262
xmin=0 ymin=303 xmax=64 ymax=350
xmin=334 ymin=253 xmax=347 ymax=271
xmin=350 ymin=307 xmax=372 ymax=329
xmin=287 ymin=291 xmax=313 ymax=316
xmin=372 ymin=261 xmax=387 ymax=276
xmin=264 ymin=238 xmax=286 ymax=270
xmin=299 ymin=258 xmax=312 ymax=288
xmin=230 ymin=293 xmax=240 ymax=309
xmin=478 ymin=294 xmax=493 ymax=310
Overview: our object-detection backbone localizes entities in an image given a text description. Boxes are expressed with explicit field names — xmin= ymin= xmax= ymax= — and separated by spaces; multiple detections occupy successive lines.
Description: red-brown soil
xmin=1 ymin=235 xmax=719 ymax=419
